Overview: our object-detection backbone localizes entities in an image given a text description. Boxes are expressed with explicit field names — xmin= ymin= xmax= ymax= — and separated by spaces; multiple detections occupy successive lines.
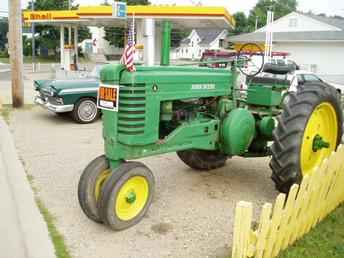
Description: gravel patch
xmin=11 ymin=107 xmax=278 ymax=258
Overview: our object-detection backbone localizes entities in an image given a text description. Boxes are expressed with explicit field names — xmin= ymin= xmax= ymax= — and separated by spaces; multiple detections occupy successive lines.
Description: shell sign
xmin=30 ymin=12 xmax=52 ymax=20
xmin=22 ymin=10 xmax=80 ymax=22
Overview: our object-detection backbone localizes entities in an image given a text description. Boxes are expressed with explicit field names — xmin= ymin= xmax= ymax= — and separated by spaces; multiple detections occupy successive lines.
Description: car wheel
xmin=72 ymin=98 xmax=100 ymax=124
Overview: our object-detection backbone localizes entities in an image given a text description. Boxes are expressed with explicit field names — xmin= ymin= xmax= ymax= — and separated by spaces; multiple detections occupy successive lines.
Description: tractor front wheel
xmin=78 ymin=155 xmax=111 ymax=223
xmin=177 ymin=150 xmax=227 ymax=171
xmin=98 ymin=162 xmax=155 ymax=231
xmin=270 ymin=82 xmax=343 ymax=193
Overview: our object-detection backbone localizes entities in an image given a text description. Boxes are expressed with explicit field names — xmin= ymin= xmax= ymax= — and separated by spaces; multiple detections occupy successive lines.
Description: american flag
xmin=121 ymin=21 xmax=136 ymax=72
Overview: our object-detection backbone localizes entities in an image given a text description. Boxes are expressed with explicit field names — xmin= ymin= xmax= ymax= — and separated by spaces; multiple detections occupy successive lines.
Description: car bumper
xmin=34 ymin=95 xmax=74 ymax=113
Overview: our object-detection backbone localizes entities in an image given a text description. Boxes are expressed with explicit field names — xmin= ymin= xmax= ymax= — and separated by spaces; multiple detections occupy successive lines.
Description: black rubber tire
xmin=176 ymin=150 xmax=227 ymax=171
xmin=78 ymin=155 xmax=110 ymax=223
xmin=98 ymin=162 xmax=155 ymax=231
xmin=270 ymin=82 xmax=343 ymax=193
xmin=72 ymin=98 xmax=100 ymax=124
xmin=56 ymin=112 xmax=71 ymax=117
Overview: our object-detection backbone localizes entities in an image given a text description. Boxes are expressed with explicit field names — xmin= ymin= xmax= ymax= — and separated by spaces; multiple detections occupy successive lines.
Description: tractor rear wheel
xmin=177 ymin=150 xmax=227 ymax=171
xmin=270 ymin=82 xmax=343 ymax=193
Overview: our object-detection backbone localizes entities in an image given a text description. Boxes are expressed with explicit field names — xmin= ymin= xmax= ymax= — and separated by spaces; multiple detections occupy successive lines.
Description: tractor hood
xmin=100 ymin=64 xmax=233 ymax=85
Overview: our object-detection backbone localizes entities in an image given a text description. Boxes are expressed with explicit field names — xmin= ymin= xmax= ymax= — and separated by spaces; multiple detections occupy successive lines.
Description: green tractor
xmin=78 ymin=22 xmax=343 ymax=230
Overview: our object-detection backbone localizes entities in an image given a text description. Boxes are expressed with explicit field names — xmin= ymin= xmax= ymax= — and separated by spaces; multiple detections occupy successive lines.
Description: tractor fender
xmin=221 ymin=108 xmax=256 ymax=156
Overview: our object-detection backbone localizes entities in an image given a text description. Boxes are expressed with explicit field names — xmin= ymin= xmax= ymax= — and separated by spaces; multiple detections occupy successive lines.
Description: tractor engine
xmin=159 ymin=97 xmax=214 ymax=138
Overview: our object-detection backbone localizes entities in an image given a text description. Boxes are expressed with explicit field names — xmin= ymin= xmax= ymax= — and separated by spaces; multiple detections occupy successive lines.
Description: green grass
xmin=0 ymin=56 xmax=59 ymax=64
xmin=26 ymin=175 xmax=72 ymax=258
xmin=0 ymin=104 xmax=36 ymax=124
xmin=0 ymin=104 xmax=12 ymax=124
xmin=0 ymin=57 xmax=9 ymax=63
xmin=278 ymin=204 xmax=344 ymax=258
xmin=36 ymin=197 xmax=72 ymax=258
xmin=0 ymin=56 xmax=89 ymax=64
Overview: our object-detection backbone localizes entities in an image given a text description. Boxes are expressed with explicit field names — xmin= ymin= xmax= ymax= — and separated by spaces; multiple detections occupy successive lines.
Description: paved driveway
xmin=11 ymin=107 xmax=278 ymax=258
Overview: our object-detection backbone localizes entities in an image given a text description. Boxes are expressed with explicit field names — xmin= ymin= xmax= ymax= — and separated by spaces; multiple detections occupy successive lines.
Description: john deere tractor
xmin=78 ymin=21 xmax=343 ymax=230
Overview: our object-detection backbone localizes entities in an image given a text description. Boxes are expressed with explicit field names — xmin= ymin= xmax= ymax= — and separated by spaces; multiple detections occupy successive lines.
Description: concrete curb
xmin=0 ymin=117 xmax=56 ymax=258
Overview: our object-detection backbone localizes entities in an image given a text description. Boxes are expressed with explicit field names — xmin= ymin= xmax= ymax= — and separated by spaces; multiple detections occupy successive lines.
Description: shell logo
xmin=30 ymin=13 xmax=52 ymax=20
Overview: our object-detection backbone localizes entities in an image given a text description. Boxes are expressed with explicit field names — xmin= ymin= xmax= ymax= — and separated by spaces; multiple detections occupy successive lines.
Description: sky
xmin=0 ymin=0 xmax=344 ymax=17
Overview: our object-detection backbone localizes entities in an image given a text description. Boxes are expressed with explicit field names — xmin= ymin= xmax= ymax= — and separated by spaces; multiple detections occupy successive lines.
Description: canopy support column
xmin=74 ymin=26 xmax=78 ymax=70
xmin=144 ymin=18 xmax=155 ymax=66
xmin=160 ymin=21 xmax=171 ymax=66
xmin=60 ymin=26 xmax=64 ymax=69
xmin=68 ymin=26 xmax=72 ymax=45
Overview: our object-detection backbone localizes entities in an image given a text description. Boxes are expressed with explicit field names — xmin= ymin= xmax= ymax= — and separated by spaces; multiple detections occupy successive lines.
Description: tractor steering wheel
xmin=237 ymin=43 xmax=265 ymax=77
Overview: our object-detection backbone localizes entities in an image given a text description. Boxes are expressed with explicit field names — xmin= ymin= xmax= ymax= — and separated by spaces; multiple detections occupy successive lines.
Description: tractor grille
xmin=118 ymin=84 xmax=146 ymax=135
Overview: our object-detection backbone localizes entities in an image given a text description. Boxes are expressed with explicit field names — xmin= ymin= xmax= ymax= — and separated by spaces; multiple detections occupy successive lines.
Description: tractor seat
xmin=262 ymin=62 xmax=298 ymax=75
xmin=247 ymin=76 xmax=290 ymax=86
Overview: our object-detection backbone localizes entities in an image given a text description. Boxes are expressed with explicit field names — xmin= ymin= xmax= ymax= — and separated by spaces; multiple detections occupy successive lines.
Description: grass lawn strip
xmin=277 ymin=204 xmax=344 ymax=258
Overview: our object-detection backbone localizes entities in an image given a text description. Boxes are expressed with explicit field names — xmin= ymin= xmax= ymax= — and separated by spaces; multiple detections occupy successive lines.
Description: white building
xmin=230 ymin=12 xmax=344 ymax=83
xmin=176 ymin=29 xmax=228 ymax=60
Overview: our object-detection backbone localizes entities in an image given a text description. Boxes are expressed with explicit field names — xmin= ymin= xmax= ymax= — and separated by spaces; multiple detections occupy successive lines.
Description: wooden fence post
xmin=232 ymin=201 xmax=253 ymax=258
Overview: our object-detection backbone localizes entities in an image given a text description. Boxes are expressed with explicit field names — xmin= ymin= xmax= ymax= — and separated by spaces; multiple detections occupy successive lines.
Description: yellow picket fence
xmin=231 ymin=145 xmax=344 ymax=258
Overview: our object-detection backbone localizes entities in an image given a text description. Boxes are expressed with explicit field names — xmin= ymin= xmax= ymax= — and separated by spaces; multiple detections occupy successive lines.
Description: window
xmin=289 ymin=18 xmax=298 ymax=28
xmin=303 ymin=74 xmax=322 ymax=82
xmin=296 ymin=74 xmax=303 ymax=82
xmin=191 ymin=41 xmax=194 ymax=47
xmin=310 ymin=64 xmax=318 ymax=73
xmin=219 ymin=39 xmax=224 ymax=48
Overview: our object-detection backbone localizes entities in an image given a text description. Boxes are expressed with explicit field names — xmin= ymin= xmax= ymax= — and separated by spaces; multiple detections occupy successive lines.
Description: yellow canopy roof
xmin=23 ymin=5 xmax=235 ymax=29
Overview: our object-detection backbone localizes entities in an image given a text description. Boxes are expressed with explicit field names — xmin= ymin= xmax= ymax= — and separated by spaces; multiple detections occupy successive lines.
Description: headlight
xmin=49 ymin=88 xmax=56 ymax=97
xmin=55 ymin=97 xmax=64 ymax=105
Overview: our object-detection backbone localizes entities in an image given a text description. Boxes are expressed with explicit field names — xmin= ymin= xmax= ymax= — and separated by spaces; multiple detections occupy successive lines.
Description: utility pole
xmin=31 ymin=0 xmax=35 ymax=72
xmin=8 ymin=0 xmax=24 ymax=107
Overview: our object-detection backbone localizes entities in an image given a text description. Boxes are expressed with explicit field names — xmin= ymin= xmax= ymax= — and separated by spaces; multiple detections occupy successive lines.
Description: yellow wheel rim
xmin=94 ymin=169 xmax=110 ymax=201
xmin=115 ymin=176 xmax=149 ymax=221
xmin=301 ymin=102 xmax=338 ymax=175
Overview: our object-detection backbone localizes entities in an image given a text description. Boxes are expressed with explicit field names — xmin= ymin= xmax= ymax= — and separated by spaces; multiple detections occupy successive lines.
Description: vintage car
xmin=34 ymin=65 xmax=103 ymax=123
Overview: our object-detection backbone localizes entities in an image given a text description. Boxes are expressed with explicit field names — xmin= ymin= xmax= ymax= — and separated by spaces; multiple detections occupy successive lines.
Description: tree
xmin=232 ymin=12 xmax=249 ymax=34
xmin=247 ymin=0 xmax=297 ymax=31
xmin=0 ymin=17 xmax=8 ymax=51
xmin=104 ymin=0 xmax=150 ymax=48
xmin=26 ymin=0 xmax=90 ymax=55
xmin=171 ymin=29 xmax=189 ymax=48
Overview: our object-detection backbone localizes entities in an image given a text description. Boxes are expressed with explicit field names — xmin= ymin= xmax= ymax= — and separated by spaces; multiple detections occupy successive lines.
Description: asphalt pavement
xmin=10 ymin=107 xmax=278 ymax=258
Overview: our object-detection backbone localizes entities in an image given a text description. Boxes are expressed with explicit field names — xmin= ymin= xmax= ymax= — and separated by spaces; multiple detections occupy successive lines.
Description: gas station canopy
xmin=23 ymin=5 xmax=235 ymax=29
xmin=22 ymin=5 xmax=235 ymax=71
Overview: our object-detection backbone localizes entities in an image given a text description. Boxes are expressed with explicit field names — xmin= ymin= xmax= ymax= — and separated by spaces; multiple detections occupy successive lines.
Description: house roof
xmin=300 ymin=12 xmax=344 ymax=30
xmin=229 ymin=31 xmax=344 ymax=43
xmin=180 ymin=28 xmax=225 ymax=45
xmin=196 ymin=28 xmax=225 ymax=45
xmin=180 ymin=38 xmax=191 ymax=44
